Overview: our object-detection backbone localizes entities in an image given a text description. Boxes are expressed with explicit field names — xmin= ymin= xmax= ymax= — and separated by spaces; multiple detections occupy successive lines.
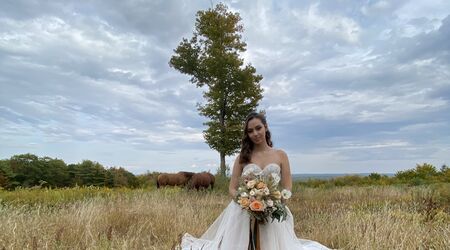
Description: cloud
xmin=0 ymin=0 xmax=449 ymax=174
xmin=394 ymin=15 xmax=450 ymax=63
xmin=268 ymin=88 xmax=447 ymax=123
xmin=296 ymin=3 xmax=361 ymax=44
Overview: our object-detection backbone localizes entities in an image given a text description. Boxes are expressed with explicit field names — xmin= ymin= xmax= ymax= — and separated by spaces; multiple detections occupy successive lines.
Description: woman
xmin=180 ymin=112 xmax=331 ymax=250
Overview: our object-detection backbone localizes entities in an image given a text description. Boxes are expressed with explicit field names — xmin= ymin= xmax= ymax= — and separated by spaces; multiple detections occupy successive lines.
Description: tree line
xmin=0 ymin=154 xmax=448 ymax=190
xmin=0 ymin=154 xmax=140 ymax=190
xmin=296 ymin=163 xmax=450 ymax=188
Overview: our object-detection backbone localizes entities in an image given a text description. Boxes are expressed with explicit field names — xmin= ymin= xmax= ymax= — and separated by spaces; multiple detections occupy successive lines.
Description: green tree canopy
xmin=169 ymin=3 xmax=263 ymax=175
xmin=0 ymin=154 xmax=144 ymax=189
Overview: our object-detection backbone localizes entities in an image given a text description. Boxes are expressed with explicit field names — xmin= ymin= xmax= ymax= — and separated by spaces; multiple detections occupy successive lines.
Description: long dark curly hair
xmin=239 ymin=112 xmax=273 ymax=164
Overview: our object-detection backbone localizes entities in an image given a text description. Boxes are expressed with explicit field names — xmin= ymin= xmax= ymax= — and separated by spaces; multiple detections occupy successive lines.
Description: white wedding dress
xmin=180 ymin=163 xmax=331 ymax=250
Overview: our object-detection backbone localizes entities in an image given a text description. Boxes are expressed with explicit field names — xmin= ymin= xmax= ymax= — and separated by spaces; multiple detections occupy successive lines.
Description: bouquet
xmin=234 ymin=172 xmax=292 ymax=223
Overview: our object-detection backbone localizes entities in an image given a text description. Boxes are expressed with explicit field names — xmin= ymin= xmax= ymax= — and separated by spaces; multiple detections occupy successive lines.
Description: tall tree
xmin=169 ymin=3 xmax=263 ymax=176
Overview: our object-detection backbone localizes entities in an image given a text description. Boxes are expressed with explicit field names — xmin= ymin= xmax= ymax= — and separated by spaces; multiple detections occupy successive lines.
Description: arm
xmin=279 ymin=150 xmax=292 ymax=192
xmin=228 ymin=154 xmax=243 ymax=198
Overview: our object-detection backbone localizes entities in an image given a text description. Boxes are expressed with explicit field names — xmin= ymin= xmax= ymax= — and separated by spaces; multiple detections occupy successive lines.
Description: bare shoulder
xmin=275 ymin=149 xmax=288 ymax=159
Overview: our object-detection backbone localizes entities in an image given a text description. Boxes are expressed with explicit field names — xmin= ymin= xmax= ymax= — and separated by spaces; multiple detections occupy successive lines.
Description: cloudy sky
xmin=1 ymin=0 xmax=449 ymax=174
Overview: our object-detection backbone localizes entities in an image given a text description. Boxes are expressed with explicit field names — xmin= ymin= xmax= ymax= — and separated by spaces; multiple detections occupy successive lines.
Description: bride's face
xmin=246 ymin=118 xmax=267 ymax=145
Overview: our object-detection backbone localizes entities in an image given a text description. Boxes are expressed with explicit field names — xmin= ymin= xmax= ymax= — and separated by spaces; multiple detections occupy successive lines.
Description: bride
xmin=180 ymin=112 xmax=331 ymax=250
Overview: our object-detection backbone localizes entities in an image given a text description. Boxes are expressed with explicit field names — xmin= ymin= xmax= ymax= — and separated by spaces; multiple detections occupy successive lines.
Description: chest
xmin=250 ymin=150 xmax=281 ymax=167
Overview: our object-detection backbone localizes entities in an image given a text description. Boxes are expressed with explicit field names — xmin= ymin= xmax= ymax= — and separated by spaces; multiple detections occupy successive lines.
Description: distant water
xmin=292 ymin=173 xmax=395 ymax=181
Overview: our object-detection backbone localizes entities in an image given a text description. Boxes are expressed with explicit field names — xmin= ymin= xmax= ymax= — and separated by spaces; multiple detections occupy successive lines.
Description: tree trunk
xmin=220 ymin=151 xmax=226 ymax=176
xmin=219 ymin=95 xmax=227 ymax=177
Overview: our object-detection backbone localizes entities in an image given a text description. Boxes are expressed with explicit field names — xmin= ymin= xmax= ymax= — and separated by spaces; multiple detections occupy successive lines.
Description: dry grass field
xmin=0 ymin=184 xmax=449 ymax=249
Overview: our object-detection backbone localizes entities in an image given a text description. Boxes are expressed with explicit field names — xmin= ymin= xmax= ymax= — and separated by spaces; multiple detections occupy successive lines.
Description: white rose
xmin=246 ymin=180 xmax=257 ymax=189
xmin=266 ymin=199 xmax=274 ymax=207
xmin=281 ymin=189 xmax=292 ymax=199
xmin=240 ymin=192 xmax=249 ymax=198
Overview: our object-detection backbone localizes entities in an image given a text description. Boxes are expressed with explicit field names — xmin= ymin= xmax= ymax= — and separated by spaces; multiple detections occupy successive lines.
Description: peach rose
xmin=246 ymin=180 xmax=257 ymax=189
xmin=249 ymin=200 xmax=265 ymax=212
xmin=238 ymin=197 xmax=250 ymax=208
xmin=256 ymin=182 xmax=267 ymax=189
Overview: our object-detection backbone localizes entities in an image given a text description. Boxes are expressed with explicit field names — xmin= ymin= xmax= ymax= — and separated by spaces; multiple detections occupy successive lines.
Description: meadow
xmin=0 ymin=182 xmax=449 ymax=250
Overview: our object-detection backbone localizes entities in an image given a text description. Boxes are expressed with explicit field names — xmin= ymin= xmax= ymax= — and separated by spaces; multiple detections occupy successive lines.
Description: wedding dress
xmin=179 ymin=163 xmax=331 ymax=250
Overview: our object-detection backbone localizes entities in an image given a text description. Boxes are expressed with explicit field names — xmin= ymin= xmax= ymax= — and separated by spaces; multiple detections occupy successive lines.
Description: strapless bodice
xmin=242 ymin=163 xmax=281 ymax=177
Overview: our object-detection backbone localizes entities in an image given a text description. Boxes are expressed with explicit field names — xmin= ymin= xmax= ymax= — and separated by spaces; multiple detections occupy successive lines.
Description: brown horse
xmin=189 ymin=172 xmax=215 ymax=190
xmin=156 ymin=171 xmax=195 ymax=188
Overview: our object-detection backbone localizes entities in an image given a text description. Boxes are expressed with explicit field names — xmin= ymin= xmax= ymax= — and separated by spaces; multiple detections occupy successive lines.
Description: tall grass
xmin=0 ymin=184 xmax=449 ymax=249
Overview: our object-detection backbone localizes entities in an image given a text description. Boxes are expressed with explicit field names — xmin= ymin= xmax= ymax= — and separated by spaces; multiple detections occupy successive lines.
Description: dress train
xmin=180 ymin=201 xmax=330 ymax=250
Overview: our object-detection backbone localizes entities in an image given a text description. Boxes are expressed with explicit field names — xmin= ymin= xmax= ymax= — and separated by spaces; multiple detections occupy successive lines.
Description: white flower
xmin=271 ymin=173 xmax=280 ymax=185
xmin=263 ymin=187 xmax=270 ymax=195
xmin=240 ymin=192 xmax=249 ymax=198
xmin=249 ymin=189 xmax=256 ymax=196
xmin=281 ymin=189 xmax=292 ymax=199
xmin=246 ymin=180 xmax=257 ymax=189
xmin=266 ymin=199 xmax=274 ymax=207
